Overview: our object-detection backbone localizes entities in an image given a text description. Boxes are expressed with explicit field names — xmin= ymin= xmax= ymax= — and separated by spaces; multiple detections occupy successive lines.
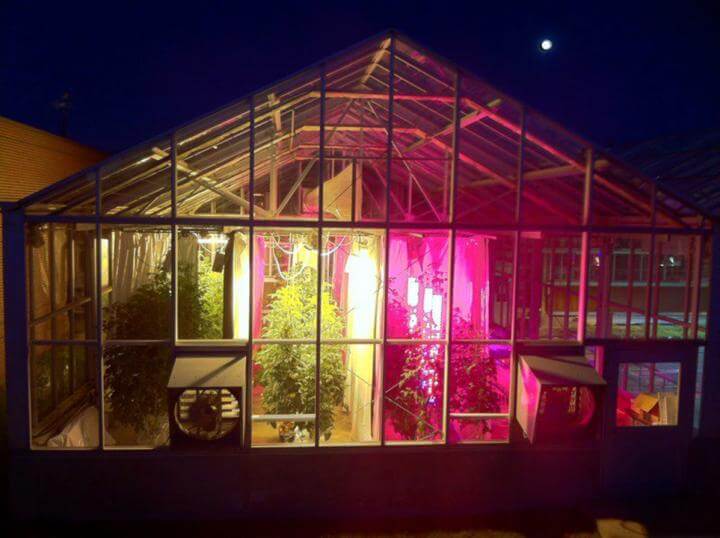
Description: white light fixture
xmin=197 ymin=234 xmax=227 ymax=246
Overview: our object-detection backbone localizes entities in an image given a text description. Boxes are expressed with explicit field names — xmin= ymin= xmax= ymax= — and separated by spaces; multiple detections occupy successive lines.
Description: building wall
xmin=9 ymin=447 xmax=603 ymax=521
xmin=0 ymin=116 xmax=105 ymax=382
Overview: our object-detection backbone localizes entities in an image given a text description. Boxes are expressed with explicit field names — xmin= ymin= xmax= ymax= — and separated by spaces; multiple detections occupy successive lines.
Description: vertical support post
xmin=682 ymin=236 xmax=696 ymax=339
xmin=48 ymin=224 xmax=57 ymax=408
xmin=547 ymin=241 xmax=556 ymax=340
xmin=269 ymin=139 xmax=278 ymax=215
xmin=245 ymin=95 xmax=255 ymax=449
xmin=27 ymin=221 xmax=36 ymax=427
xmin=691 ymin=234 xmax=704 ymax=340
xmin=379 ymin=32 xmax=395 ymax=446
xmin=626 ymin=241 xmax=636 ymax=337
xmin=67 ymin=226 xmax=76 ymax=388
xmin=596 ymin=239 xmax=612 ymax=338
xmin=508 ymin=106 xmax=526 ymax=442
xmin=577 ymin=147 xmax=594 ymax=343
xmin=351 ymin=159 xmax=357 ymax=223
xmin=449 ymin=69 xmax=461 ymax=224
xmin=170 ymin=134 xmax=178 ymax=349
xmin=652 ymin=240 xmax=663 ymax=338
xmin=563 ymin=243 xmax=573 ymax=338
xmin=442 ymin=68 xmax=461 ymax=444
xmin=314 ymin=65 xmax=326 ymax=447
xmin=699 ymin=222 xmax=720 ymax=437
xmin=643 ymin=184 xmax=657 ymax=339
xmin=94 ymin=168 xmax=104 ymax=450
xmin=3 ymin=208 xmax=30 ymax=449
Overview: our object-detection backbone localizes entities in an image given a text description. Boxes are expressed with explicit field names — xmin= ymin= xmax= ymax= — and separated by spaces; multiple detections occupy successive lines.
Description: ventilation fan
xmin=516 ymin=354 xmax=606 ymax=444
xmin=167 ymin=355 xmax=246 ymax=448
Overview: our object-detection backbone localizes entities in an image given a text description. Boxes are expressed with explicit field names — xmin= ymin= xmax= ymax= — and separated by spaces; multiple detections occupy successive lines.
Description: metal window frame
xmin=4 ymin=31 xmax=716 ymax=451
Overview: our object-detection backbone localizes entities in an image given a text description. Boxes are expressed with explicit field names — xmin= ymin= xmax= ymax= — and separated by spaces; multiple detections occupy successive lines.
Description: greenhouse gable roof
xmin=14 ymin=31 xmax=711 ymax=229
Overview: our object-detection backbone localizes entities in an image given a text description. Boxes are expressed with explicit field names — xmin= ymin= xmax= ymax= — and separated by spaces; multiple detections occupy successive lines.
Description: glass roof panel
xmin=25 ymin=171 xmax=97 ymax=216
xmin=19 ymin=32 xmax=710 ymax=226
xmin=100 ymin=136 xmax=172 ymax=216
xmin=176 ymin=100 xmax=252 ymax=217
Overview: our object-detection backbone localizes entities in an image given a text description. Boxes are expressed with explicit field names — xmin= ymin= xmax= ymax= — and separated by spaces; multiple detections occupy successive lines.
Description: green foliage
xmin=178 ymin=256 xmax=224 ymax=339
xmin=198 ymin=255 xmax=225 ymax=339
xmin=104 ymin=260 xmax=224 ymax=439
xmin=255 ymin=266 xmax=345 ymax=439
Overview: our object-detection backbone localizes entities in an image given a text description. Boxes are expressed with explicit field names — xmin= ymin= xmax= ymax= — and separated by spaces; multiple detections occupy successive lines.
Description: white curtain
xmin=344 ymin=237 xmax=382 ymax=442
xmin=232 ymin=233 xmax=250 ymax=340
xmin=110 ymin=230 xmax=170 ymax=303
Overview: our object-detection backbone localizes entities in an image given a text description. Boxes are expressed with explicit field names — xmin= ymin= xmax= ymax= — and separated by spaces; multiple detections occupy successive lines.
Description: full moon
xmin=540 ymin=39 xmax=553 ymax=51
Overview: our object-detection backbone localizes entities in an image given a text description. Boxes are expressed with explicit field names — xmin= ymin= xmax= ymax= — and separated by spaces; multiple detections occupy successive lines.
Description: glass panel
xmin=357 ymin=159 xmax=389 ymax=221
xmin=616 ymin=362 xmax=680 ymax=427
xmin=253 ymin=228 xmax=319 ymax=340
xmin=31 ymin=343 xmax=53 ymax=425
xmin=587 ymin=233 xmax=652 ymax=339
xmin=70 ymin=224 xmax=98 ymax=340
xmin=698 ymin=236 xmax=711 ymax=339
xmin=252 ymin=344 xmax=315 ymax=446
xmin=176 ymin=100 xmax=252 ymax=217
xmin=31 ymin=344 xmax=98 ymax=448
xmin=321 ymin=229 xmax=384 ymax=341
xmin=521 ymin=111 xmax=586 ymax=225
xmin=320 ymin=344 xmax=381 ymax=446
xmin=650 ymin=235 xmax=694 ymax=339
xmin=102 ymin=225 xmax=171 ymax=341
xmin=325 ymin=35 xmax=390 ymax=92
xmin=516 ymin=232 xmax=582 ymax=340
xmin=103 ymin=344 xmax=172 ymax=447
xmin=100 ymin=137 xmax=171 ymax=217
xmin=456 ymin=76 xmax=520 ymax=225
xmin=694 ymin=346 xmax=704 ymax=433
xmin=384 ymin=343 xmax=444 ymax=443
xmin=387 ymin=230 xmax=449 ymax=340
xmin=28 ymin=223 xmax=97 ymax=342
xmin=591 ymin=160 xmax=652 ymax=226
xmin=253 ymin=68 xmax=321 ymax=220
xmin=655 ymin=188 xmax=702 ymax=229
xmin=453 ymin=231 xmax=514 ymax=340
xmin=390 ymin=39 xmax=454 ymax=223
xmin=25 ymin=171 xmax=97 ymax=216
xmin=176 ymin=226 xmax=250 ymax=340
xmin=323 ymin=38 xmax=390 ymax=222
xmin=449 ymin=344 xmax=511 ymax=414
xmin=28 ymin=224 xmax=51 ymax=323
xmin=449 ymin=417 xmax=509 ymax=443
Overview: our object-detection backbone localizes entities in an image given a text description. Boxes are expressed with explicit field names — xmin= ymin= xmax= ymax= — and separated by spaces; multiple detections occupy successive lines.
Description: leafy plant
xmin=385 ymin=274 xmax=503 ymax=441
xmin=104 ymin=260 xmax=223 ymax=442
xmin=255 ymin=265 xmax=345 ymax=440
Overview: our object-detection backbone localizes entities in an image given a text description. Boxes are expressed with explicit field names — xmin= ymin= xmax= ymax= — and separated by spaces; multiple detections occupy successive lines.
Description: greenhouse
xmin=3 ymin=31 xmax=715 ymax=461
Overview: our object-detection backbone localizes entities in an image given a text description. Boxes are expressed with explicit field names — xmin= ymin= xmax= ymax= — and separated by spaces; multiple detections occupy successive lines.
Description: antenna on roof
xmin=52 ymin=91 xmax=72 ymax=137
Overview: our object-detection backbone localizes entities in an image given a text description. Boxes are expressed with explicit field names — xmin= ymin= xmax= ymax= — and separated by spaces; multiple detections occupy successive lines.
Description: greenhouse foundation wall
xmin=7 ymin=446 xmax=605 ymax=521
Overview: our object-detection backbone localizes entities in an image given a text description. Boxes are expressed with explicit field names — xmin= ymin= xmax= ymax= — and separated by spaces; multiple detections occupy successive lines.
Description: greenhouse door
xmin=601 ymin=341 xmax=697 ymax=494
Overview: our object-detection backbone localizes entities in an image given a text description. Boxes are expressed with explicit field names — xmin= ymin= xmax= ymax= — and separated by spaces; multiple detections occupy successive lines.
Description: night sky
xmin=2 ymin=1 xmax=718 ymax=154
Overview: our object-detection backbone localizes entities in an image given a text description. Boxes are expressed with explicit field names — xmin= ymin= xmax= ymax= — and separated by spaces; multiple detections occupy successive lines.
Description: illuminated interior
xmin=14 ymin=32 xmax=711 ymax=450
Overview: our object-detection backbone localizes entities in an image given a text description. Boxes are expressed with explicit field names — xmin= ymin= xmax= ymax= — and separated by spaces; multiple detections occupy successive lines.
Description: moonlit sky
xmin=1 ymin=1 xmax=718 ymax=153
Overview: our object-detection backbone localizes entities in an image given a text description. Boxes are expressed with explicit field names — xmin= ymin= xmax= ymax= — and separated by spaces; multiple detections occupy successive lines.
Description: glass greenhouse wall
xmin=7 ymin=32 xmax=712 ymax=451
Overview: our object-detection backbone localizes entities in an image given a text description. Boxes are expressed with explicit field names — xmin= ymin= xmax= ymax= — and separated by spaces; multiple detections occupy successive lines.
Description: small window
xmin=616 ymin=362 xmax=680 ymax=427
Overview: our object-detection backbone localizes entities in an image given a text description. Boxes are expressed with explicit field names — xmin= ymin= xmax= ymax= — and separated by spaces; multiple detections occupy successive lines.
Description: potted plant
xmin=104 ymin=261 xmax=223 ymax=445
xmin=255 ymin=265 xmax=345 ymax=441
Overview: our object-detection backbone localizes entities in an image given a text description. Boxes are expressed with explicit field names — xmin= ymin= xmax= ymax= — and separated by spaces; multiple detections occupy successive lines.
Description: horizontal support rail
xmin=252 ymin=414 xmax=315 ymax=422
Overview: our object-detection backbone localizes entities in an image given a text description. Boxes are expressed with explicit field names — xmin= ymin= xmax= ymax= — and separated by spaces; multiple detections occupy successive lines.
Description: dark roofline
xmin=8 ymin=29 xmax=715 ymax=222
